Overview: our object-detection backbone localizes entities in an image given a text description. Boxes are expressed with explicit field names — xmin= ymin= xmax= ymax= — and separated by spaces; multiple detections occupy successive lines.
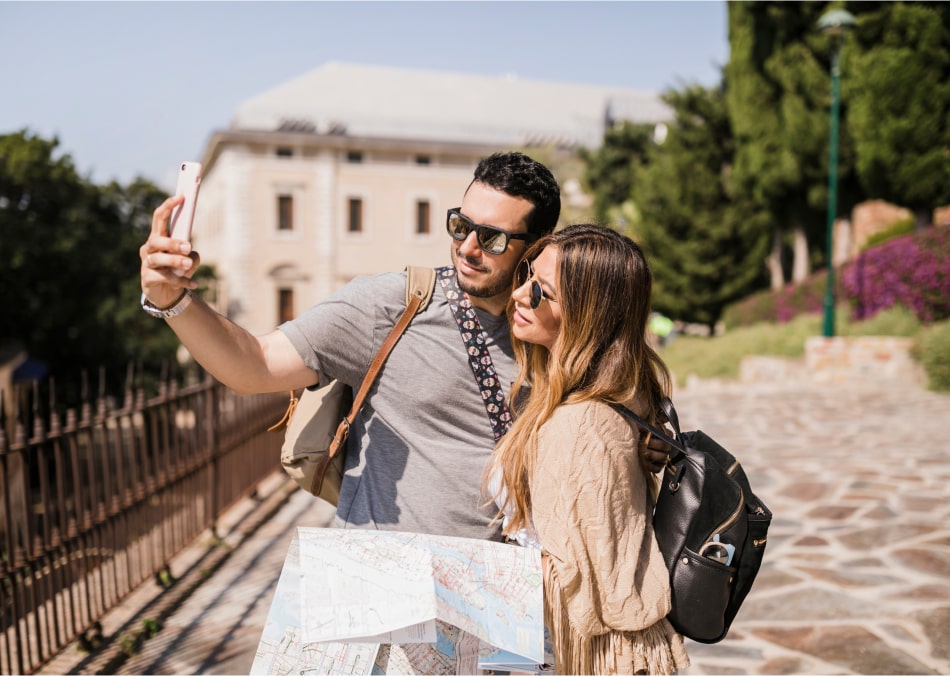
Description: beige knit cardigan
xmin=531 ymin=401 xmax=690 ymax=675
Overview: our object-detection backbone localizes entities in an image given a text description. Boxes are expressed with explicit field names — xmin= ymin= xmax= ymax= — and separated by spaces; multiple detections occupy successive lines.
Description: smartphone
xmin=169 ymin=161 xmax=202 ymax=241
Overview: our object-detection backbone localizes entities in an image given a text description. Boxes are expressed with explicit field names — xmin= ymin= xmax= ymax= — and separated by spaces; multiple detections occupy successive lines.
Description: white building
xmin=195 ymin=61 xmax=670 ymax=334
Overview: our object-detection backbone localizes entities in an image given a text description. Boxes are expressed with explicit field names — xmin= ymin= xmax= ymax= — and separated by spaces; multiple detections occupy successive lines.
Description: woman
xmin=485 ymin=224 xmax=690 ymax=674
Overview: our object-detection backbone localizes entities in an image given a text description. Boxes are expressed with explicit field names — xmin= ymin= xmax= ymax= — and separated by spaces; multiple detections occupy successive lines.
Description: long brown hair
xmin=486 ymin=224 xmax=672 ymax=534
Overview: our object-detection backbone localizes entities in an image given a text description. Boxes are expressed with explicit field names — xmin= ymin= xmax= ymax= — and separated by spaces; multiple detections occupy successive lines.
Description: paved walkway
xmin=42 ymin=378 xmax=950 ymax=675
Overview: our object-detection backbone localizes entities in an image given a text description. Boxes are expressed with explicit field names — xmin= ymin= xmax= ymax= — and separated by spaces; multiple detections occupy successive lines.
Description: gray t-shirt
xmin=279 ymin=269 xmax=514 ymax=541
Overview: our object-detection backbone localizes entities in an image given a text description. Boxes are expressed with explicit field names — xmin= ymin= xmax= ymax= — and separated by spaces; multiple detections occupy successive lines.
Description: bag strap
xmin=659 ymin=397 xmax=682 ymax=438
xmin=406 ymin=265 xmax=436 ymax=312
xmin=609 ymin=397 xmax=687 ymax=464
xmin=436 ymin=265 xmax=512 ymax=440
xmin=328 ymin=266 xmax=436 ymax=452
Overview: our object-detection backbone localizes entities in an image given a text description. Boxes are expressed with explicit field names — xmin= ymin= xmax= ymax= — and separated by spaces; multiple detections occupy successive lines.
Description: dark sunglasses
xmin=446 ymin=208 xmax=531 ymax=255
xmin=516 ymin=259 xmax=559 ymax=309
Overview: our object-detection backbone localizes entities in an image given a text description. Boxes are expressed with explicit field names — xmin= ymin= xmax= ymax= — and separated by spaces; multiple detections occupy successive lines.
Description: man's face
xmin=449 ymin=181 xmax=534 ymax=307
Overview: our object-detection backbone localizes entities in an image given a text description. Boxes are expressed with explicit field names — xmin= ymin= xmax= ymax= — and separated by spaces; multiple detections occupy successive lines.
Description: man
xmin=140 ymin=152 xmax=667 ymax=540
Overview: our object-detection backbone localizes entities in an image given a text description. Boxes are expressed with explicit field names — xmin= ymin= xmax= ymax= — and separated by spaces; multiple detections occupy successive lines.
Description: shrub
xmin=913 ymin=320 xmax=950 ymax=391
xmin=841 ymin=226 xmax=950 ymax=323
xmin=773 ymin=272 xmax=827 ymax=322
xmin=721 ymin=289 xmax=777 ymax=329
xmin=840 ymin=304 xmax=921 ymax=337
xmin=722 ymin=270 xmax=845 ymax=329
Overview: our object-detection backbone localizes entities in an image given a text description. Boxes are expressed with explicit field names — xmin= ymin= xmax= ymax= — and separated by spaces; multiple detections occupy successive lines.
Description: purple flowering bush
xmin=721 ymin=290 xmax=776 ymax=328
xmin=841 ymin=226 xmax=950 ymax=323
xmin=723 ymin=226 xmax=950 ymax=328
xmin=723 ymin=271 xmax=839 ymax=328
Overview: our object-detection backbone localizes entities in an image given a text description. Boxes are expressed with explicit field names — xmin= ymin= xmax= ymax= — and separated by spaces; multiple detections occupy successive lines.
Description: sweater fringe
xmin=543 ymin=560 xmax=690 ymax=675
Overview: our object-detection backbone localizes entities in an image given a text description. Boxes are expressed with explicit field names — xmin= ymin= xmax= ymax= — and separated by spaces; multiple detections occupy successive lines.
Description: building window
xmin=346 ymin=151 xmax=363 ymax=163
xmin=278 ymin=288 xmax=294 ymax=324
xmin=277 ymin=194 xmax=294 ymax=231
xmin=416 ymin=199 xmax=431 ymax=235
xmin=276 ymin=147 xmax=293 ymax=157
xmin=415 ymin=155 xmax=431 ymax=165
xmin=348 ymin=198 xmax=363 ymax=233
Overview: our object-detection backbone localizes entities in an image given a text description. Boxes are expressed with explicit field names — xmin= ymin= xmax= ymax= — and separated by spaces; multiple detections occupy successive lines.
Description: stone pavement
xmin=40 ymin=377 xmax=950 ymax=675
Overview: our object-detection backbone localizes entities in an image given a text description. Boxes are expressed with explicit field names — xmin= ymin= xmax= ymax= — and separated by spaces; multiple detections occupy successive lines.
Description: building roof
xmin=231 ymin=61 xmax=671 ymax=149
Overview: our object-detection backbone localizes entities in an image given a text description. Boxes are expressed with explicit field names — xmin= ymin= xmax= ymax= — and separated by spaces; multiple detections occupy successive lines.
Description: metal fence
xmin=0 ymin=375 xmax=288 ymax=674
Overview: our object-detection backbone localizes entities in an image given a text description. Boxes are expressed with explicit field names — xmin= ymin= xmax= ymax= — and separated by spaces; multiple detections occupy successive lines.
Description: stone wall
xmin=850 ymin=200 xmax=912 ymax=256
xmin=934 ymin=204 xmax=950 ymax=226
xmin=804 ymin=336 xmax=923 ymax=385
xmin=738 ymin=336 xmax=924 ymax=387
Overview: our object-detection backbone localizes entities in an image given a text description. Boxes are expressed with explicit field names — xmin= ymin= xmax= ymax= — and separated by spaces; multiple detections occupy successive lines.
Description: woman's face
xmin=510 ymin=245 xmax=561 ymax=350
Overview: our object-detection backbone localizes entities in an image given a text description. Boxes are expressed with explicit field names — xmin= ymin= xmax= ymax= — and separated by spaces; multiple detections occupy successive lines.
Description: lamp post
xmin=817 ymin=8 xmax=856 ymax=338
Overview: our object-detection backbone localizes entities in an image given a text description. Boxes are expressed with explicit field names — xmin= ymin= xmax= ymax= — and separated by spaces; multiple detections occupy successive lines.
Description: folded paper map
xmin=251 ymin=527 xmax=545 ymax=675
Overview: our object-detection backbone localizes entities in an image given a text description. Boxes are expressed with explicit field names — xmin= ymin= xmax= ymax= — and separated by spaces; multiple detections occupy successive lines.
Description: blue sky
xmin=0 ymin=1 xmax=728 ymax=191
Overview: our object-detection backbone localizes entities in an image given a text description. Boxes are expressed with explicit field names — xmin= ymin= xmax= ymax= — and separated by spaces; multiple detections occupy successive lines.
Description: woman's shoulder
xmin=534 ymin=401 xmax=643 ymax=493
xmin=544 ymin=400 xmax=637 ymax=442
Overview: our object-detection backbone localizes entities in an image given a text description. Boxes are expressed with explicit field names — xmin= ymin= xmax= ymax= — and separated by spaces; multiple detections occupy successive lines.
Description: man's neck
xmin=468 ymin=293 xmax=509 ymax=317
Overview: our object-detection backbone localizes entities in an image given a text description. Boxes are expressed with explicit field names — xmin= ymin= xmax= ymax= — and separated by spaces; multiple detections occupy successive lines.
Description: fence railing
xmin=0 ymin=374 xmax=288 ymax=674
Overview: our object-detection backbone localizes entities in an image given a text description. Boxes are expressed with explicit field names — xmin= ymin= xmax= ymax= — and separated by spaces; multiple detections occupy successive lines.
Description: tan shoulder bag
xmin=274 ymin=266 xmax=436 ymax=504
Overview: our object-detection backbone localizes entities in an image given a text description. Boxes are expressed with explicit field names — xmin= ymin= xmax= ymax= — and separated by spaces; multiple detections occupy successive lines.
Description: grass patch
xmin=838 ymin=303 xmax=921 ymax=337
xmin=660 ymin=304 xmax=923 ymax=385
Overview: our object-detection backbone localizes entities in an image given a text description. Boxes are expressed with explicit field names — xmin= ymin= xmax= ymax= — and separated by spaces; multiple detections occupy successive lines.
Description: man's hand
xmin=640 ymin=431 xmax=673 ymax=473
xmin=140 ymin=195 xmax=199 ymax=308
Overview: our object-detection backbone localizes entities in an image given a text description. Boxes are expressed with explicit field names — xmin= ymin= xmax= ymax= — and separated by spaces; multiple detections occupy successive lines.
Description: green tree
xmin=579 ymin=121 xmax=656 ymax=224
xmin=845 ymin=1 xmax=950 ymax=228
xmin=0 ymin=130 xmax=179 ymax=406
xmin=726 ymin=1 xmax=865 ymax=289
xmin=635 ymin=85 xmax=769 ymax=333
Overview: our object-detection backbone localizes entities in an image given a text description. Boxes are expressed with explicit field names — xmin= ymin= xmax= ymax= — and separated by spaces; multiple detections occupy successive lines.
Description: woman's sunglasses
xmin=446 ymin=208 xmax=531 ymax=255
xmin=516 ymin=259 xmax=559 ymax=309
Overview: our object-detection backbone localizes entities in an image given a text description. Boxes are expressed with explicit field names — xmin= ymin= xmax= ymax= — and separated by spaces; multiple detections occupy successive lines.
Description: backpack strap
xmin=609 ymin=401 xmax=687 ymax=464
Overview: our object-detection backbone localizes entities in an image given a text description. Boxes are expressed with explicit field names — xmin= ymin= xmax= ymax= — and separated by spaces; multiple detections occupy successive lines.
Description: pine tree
xmin=635 ymin=85 xmax=769 ymax=333
xmin=579 ymin=121 xmax=655 ymax=224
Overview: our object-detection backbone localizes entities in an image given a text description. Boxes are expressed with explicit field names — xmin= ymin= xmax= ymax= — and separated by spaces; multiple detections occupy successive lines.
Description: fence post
xmin=210 ymin=377 xmax=220 ymax=538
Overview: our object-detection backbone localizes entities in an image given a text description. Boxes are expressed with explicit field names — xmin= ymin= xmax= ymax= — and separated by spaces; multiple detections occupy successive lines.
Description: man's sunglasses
xmin=516 ymin=259 xmax=559 ymax=309
xmin=446 ymin=208 xmax=531 ymax=255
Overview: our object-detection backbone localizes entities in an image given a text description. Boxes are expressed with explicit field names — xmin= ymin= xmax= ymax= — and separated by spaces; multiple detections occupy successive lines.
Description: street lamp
xmin=817 ymin=8 xmax=856 ymax=338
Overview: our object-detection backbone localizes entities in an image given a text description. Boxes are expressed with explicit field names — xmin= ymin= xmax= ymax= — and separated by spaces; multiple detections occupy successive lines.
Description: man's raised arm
xmin=139 ymin=196 xmax=318 ymax=395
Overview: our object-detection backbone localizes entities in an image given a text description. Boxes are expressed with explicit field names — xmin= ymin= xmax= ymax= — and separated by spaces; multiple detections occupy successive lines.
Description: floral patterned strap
xmin=437 ymin=266 xmax=512 ymax=440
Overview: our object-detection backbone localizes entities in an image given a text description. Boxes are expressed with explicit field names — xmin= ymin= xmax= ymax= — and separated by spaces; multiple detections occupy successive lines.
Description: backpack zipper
xmin=728 ymin=459 xmax=770 ymax=548
xmin=707 ymin=486 xmax=744 ymax=544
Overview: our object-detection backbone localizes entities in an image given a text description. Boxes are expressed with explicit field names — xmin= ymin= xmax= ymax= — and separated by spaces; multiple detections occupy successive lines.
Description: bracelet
xmin=141 ymin=290 xmax=193 ymax=319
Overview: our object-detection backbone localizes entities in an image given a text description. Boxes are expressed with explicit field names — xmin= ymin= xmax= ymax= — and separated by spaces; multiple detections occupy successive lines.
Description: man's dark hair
xmin=470 ymin=152 xmax=561 ymax=238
